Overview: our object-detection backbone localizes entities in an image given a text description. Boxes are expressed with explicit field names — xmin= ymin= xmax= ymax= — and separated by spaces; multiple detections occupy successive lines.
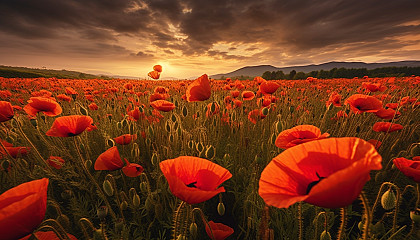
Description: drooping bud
xmin=320 ymin=230 xmax=332 ymax=240
xmin=132 ymin=194 xmax=141 ymax=208
xmin=381 ymin=189 xmax=396 ymax=210
xmin=103 ymin=180 xmax=114 ymax=196
xmin=189 ymin=222 xmax=198 ymax=239
xmin=217 ymin=202 xmax=225 ymax=216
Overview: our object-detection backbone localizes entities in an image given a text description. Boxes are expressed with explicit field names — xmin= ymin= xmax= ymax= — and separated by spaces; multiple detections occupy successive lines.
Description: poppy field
xmin=0 ymin=72 xmax=420 ymax=240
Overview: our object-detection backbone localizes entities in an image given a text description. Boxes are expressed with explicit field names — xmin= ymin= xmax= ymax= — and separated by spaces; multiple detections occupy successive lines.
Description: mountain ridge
xmin=209 ymin=60 xmax=420 ymax=79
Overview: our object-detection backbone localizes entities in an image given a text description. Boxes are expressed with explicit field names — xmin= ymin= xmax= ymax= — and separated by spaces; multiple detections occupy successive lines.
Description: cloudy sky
xmin=1 ymin=0 xmax=420 ymax=79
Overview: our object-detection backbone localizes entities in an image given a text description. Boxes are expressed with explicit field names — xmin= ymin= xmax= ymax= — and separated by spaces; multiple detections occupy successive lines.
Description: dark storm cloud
xmin=1 ymin=0 xmax=420 ymax=62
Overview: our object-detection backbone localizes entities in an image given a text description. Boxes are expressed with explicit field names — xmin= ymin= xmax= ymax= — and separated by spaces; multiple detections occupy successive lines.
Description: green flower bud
xmin=182 ymin=105 xmax=188 ymax=117
xmin=132 ymin=194 xmax=141 ymax=208
xmin=217 ymin=202 xmax=225 ymax=216
xmin=120 ymin=201 xmax=128 ymax=211
xmin=189 ymin=222 xmax=198 ymax=239
xmin=85 ymin=160 xmax=92 ymax=169
xmin=205 ymin=145 xmax=216 ymax=159
xmin=381 ymin=189 xmax=396 ymax=210
xmin=102 ymin=180 xmax=114 ymax=196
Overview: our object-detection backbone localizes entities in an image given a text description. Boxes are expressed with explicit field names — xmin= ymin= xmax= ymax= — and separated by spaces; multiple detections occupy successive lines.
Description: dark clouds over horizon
xmin=1 ymin=0 xmax=420 ymax=77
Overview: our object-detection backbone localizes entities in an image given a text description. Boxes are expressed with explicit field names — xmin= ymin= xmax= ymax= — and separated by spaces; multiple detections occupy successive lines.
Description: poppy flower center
xmin=410 ymin=162 xmax=420 ymax=169
xmin=306 ymin=172 xmax=326 ymax=195
xmin=186 ymin=181 xmax=197 ymax=188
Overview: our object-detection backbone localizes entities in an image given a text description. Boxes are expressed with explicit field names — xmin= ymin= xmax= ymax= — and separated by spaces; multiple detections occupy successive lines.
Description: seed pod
xmin=107 ymin=139 xmax=115 ymax=147
xmin=275 ymin=121 xmax=282 ymax=133
xmin=261 ymin=107 xmax=269 ymax=116
xmin=381 ymin=189 xmax=396 ymax=210
xmin=132 ymin=194 xmax=141 ymax=208
xmin=151 ymin=153 xmax=159 ymax=166
xmin=140 ymin=181 xmax=148 ymax=193
xmin=270 ymin=133 xmax=277 ymax=145
xmin=182 ymin=105 xmax=188 ymax=117
xmin=79 ymin=106 xmax=88 ymax=115
xmin=120 ymin=201 xmax=128 ymax=211
xmin=189 ymin=222 xmax=198 ymax=238
xmin=196 ymin=142 xmax=204 ymax=152
xmin=171 ymin=114 xmax=177 ymax=122
xmin=217 ymin=202 xmax=225 ymax=216
xmin=205 ymin=145 xmax=216 ymax=159
xmin=85 ymin=160 xmax=92 ymax=169
xmin=165 ymin=121 xmax=171 ymax=132
xmin=102 ymin=180 xmax=114 ymax=196
xmin=320 ymin=230 xmax=331 ymax=240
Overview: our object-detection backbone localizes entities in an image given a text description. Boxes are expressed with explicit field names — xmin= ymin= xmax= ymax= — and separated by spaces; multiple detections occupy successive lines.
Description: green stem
xmin=337 ymin=207 xmax=347 ymax=240
xmin=360 ymin=191 xmax=372 ymax=240
xmin=298 ymin=202 xmax=303 ymax=240
xmin=73 ymin=137 xmax=117 ymax=221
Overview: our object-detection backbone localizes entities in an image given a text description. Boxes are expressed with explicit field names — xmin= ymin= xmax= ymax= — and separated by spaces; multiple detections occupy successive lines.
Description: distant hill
xmin=209 ymin=61 xmax=420 ymax=79
xmin=0 ymin=65 xmax=108 ymax=79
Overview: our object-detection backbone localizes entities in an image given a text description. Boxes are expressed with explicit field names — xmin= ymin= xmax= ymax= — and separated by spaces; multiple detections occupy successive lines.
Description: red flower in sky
xmin=372 ymin=122 xmax=403 ymax=133
xmin=345 ymin=94 xmax=382 ymax=114
xmin=393 ymin=157 xmax=420 ymax=182
xmin=46 ymin=115 xmax=94 ymax=137
xmin=259 ymin=138 xmax=382 ymax=209
xmin=205 ymin=221 xmax=235 ymax=240
xmin=153 ymin=65 xmax=163 ymax=72
xmin=150 ymin=100 xmax=175 ymax=112
xmin=24 ymin=97 xmax=62 ymax=117
xmin=186 ymin=74 xmax=211 ymax=102
xmin=114 ymin=134 xmax=137 ymax=145
xmin=148 ymin=70 xmax=160 ymax=80
xmin=275 ymin=125 xmax=330 ymax=149
xmin=0 ymin=178 xmax=49 ymax=240
xmin=0 ymin=101 xmax=14 ymax=122
xmin=159 ymin=156 xmax=232 ymax=204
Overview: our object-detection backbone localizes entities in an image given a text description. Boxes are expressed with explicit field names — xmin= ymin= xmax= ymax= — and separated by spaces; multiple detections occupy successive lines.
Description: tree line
xmin=261 ymin=66 xmax=420 ymax=80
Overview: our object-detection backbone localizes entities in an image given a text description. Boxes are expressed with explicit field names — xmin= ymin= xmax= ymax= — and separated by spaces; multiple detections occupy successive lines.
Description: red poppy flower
xmin=94 ymin=146 xmax=124 ymax=171
xmin=0 ymin=140 xmax=30 ymax=159
xmin=241 ymin=91 xmax=255 ymax=101
xmin=374 ymin=108 xmax=400 ymax=120
xmin=46 ymin=156 xmax=65 ymax=169
xmin=114 ymin=134 xmax=137 ymax=145
xmin=345 ymin=94 xmax=382 ymax=114
xmin=159 ymin=156 xmax=232 ymax=204
xmin=275 ymin=125 xmax=330 ymax=149
xmin=150 ymin=100 xmax=175 ymax=112
xmin=56 ymin=94 xmax=72 ymax=102
xmin=24 ymin=97 xmax=62 ymax=117
xmin=205 ymin=221 xmax=234 ymax=240
xmin=0 ymin=101 xmax=14 ymax=122
xmin=150 ymin=93 xmax=168 ymax=102
xmin=325 ymin=92 xmax=342 ymax=107
xmin=372 ymin=122 xmax=403 ymax=133
xmin=186 ymin=74 xmax=211 ymax=102
xmin=0 ymin=178 xmax=49 ymax=240
xmin=230 ymin=90 xmax=240 ymax=98
xmin=148 ymin=70 xmax=160 ymax=80
xmin=206 ymin=102 xmax=220 ymax=118
xmin=46 ymin=115 xmax=94 ymax=137
xmin=393 ymin=157 xmax=420 ymax=182
xmin=153 ymin=65 xmax=163 ymax=72
xmin=248 ymin=109 xmax=263 ymax=124
xmin=65 ymin=87 xmax=78 ymax=95
xmin=362 ymin=82 xmax=387 ymax=92
xmin=259 ymin=137 xmax=382 ymax=208
xmin=259 ymin=80 xmax=280 ymax=95
xmin=122 ymin=159 xmax=144 ymax=177
xmin=88 ymin=103 xmax=98 ymax=110
xmin=19 ymin=231 xmax=78 ymax=240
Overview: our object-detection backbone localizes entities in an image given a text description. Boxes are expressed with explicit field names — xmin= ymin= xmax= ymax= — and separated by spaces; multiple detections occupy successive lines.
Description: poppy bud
xmin=174 ymin=121 xmax=179 ymax=131
xmin=145 ymin=138 xmax=151 ymax=146
xmin=85 ymin=160 xmax=92 ymax=169
xmin=270 ymin=133 xmax=277 ymax=145
xmin=115 ymin=218 xmax=124 ymax=232
xmin=120 ymin=201 xmax=128 ymax=210
xmin=121 ymin=119 xmax=128 ymax=128
xmin=182 ymin=105 xmax=188 ymax=117
xmin=171 ymin=114 xmax=177 ymax=122
xmin=262 ymin=107 xmax=269 ymax=116
xmin=205 ymin=145 xmax=216 ymax=159
xmin=196 ymin=142 xmax=204 ymax=153
xmin=358 ymin=221 xmax=364 ymax=231
xmin=177 ymin=126 xmax=182 ymax=136
xmin=289 ymin=106 xmax=295 ymax=114
xmin=165 ymin=121 xmax=171 ymax=132
xmin=79 ymin=142 xmax=85 ymax=152
xmin=151 ymin=153 xmax=159 ymax=166
xmin=217 ymin=202 xmax=225 ymax=216
xmin=174 ymin=100 xmax=179 ymax=107
xmin=97 ymin=206 xmax=108 ymax=220
xmin=410 ymin=209 xmax=420 ymax=223
xmin=188 ymin=140 xmax=194 ymax=149
xmin=275 ymin=121 xmax=283 ymax=133
xmin=30 ymin=118 xmax=37 ymax=128
xmin=189 ymin=222 xmax=198 ymax=239
xmin=129 ymin=187 xmax=137 ymax=199
xmin=196 ymin=111 xmax=200 ymax=118
xmin=145 ymin=196 xmax=153 ymax=212
xmin=79 ymin=106 xmax=88 ymax=115
xmin=102 ymin=180 xmax=114 ymax=196
xmin=1 ymin=160 xmax=10 ymax=171
xmin=320 ymin=230 xmax=331 ymax=240
xmin=132 ymin=143 xmax=140 ymax=158
xmin=148 ymin=126 xmax=154 ymax=138
xmin=381 ymin=189 xmax=396 ymax=210
xmin=374 ymin=172 xmax=384 ymax=182
xmin=132 ymin=194 xmax=141 ymax=208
